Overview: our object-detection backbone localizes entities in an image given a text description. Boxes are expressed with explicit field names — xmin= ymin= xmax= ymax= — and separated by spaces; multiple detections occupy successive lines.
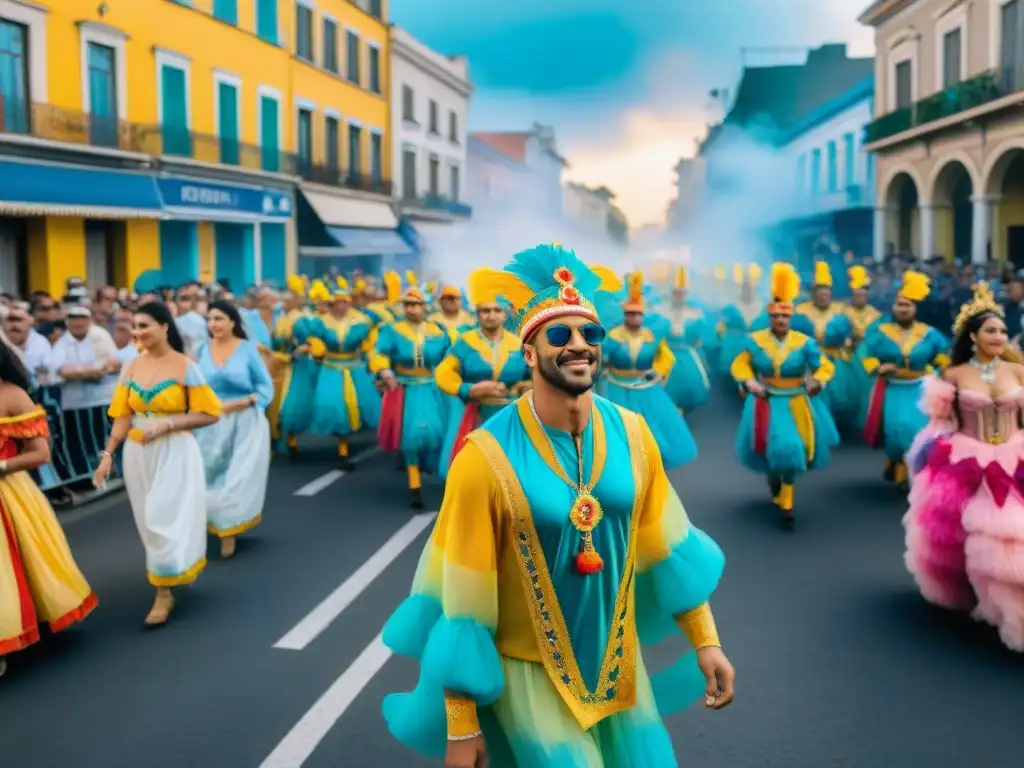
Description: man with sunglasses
xmin=382 ymin=243 xmax=734 ymax=768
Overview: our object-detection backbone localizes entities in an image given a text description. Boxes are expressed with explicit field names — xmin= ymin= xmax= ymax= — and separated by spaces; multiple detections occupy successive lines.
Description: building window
xmin=215 ymin=76 xmax=240 ymax=165
xmin=369 ymin=0 xmax=382 ymax=19
xmin=348 ymin=123 xmax=361 ymax=175
xmin=1001 ymin=0 xmax=1022 ymax=90
xmin=428 ymin=99 xmax=438 ymax=133
xmin=87 ymin=43 xmax=118 ymax=147
xmin=213 ymin=0 xmax=238 ymax=25
xmin=942 ymin=28 xmax=962 ymax=88
xmin=402 ymin=147 xmax=416 ymax=198
xmin=826 ymin=140 xmax=837 ymax=192
xmin=448 ymin=110 xmax=458 ymax=143
xmin=428 ymin=155 xmax=439 ymax=195
xmin=259 ymin=90 xmax=281 ymax=172
xmin=158 ymin=55 xmax=191 ymax=157
xmin=810 ymin=149 xmax=821 ymax=196
xmin=296 ymin=3 xmax=313 ymax=62
xmin=843 ymin=132 xmax=855 ymax=188
xmin=297 ymin=107 xmax=313 ymax=169
xmin=368 ymin=45 xmax=380 ymax=93
xmin=371 ymin=131 xmax=382 ymax=184
xmin=0 ymin=20 xmax=29 ymax=133
xmin=325 ymin=114 xmax=339 ymax=169
xmin=346 ymin=30 xmax=360 ymax=85
xmin=402 ymin=84 xmax=415 ymax=121
xmin=256 ymin=0 xmax=277 ymax=44
xmin=449 ymin=165 xmax=459 ymax=201
xmin=323 ymin=18 xmax=338 ymax=73
xmin=894 ymin=59 xmax=913 ymax=109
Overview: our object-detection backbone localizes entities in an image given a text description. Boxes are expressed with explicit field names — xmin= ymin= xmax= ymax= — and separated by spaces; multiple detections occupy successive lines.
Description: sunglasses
xmin=544 ymin=323 xmax=606 ymax=347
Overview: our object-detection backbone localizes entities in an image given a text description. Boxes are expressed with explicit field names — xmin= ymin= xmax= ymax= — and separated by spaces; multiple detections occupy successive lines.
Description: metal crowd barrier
xmin=31 ymin=384 xmax=121 ymax=492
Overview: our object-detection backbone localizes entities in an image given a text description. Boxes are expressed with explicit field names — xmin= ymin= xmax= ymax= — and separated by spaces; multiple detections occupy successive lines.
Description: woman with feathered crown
xmin=433 ymin=271 xmax=531 ymax=481
xmin=370 ymin=272 xmax=452 ymax=508
xmin=596 ymin=270 xmax=698 ymax=469
xmin=381 ymin=243 xmax=735 ymax=768
xmin=272 ymin=277 xmax=328 ymax=456
xmin=655 ymin=266 xmax=715 ymax=415
xmin=860 ymin=271 xmax=949 ymax=492
xmin=902 ymin=282 xmax=1024 ymax=651
xmin=730 ymin=263 xmax=840 ymax=526
xmin=794 ymin=261 xmax=860 ymax=432
xmin=308 ymin=277 xmax=381 ymax=467
xmin=716 ymin=264 xmax=764 ymax=386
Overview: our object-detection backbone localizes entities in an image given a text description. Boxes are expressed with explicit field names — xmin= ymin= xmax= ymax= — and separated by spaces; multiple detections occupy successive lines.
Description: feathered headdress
xmin=897 ymin=270 xmax=930 ymax=303
xmin=333 ymin=276 xmax=351 ymax=301
xmin=466 ymin=243 xmax=618 ymax=340
xmin=467 ymin=268 xmax=504 ymax=308
xmin=732 ymin=264 xmax=744 ymax=286
xmin=813 ymin=260 xmax=833 ymax=288
xmin=953 ymin=281 xmax=1004 ymax=335
xmin=767 ymin=263 xmax=800 ymax=316
xmin=622 ymin=271 xmax=645 ymax=311
xmin=286 ymin=274 xmax=306 ymax=298
xmin=589 ymin=265 xmax=624 ymax=292
xmin=748 ymin=264 xmax=763 ymax=283
xmin=675 ymin=266 xmax=688 ymax=290
xmin=383 ymin=271 xmax=402 ymax=304
xmin=307 ymin=279 xmax=331 ymax=304
xmin=847 ymin=265 xmax=871 ymax=291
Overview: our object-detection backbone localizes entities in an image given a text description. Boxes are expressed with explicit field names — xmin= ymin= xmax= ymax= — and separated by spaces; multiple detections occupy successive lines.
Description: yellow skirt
xmin=0 ymin=471 xmax=96 ymax=655
xmin=263 ymin=350 xmax=288 ymax=441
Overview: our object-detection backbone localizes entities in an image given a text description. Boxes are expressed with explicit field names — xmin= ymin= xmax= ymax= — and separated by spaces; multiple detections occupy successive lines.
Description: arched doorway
xmin=884 ymin=172 xmax=919 ymax=256
xmin=931 ymin=161 xmax=974 ymax=261
xmin=986 ymin=147 xmax=1024 ymax=268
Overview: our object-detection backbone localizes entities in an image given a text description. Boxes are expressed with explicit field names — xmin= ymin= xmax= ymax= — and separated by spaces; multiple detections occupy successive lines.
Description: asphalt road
xmin=2 ymin=392 xmax=1023 ymax=768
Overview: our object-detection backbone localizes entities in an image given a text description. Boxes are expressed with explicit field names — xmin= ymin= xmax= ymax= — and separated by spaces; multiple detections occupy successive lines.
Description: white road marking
xmin=292 ymin=446 xmax=382 ymax=496
xmin=273 ymin=512 xmax=437 ymax=651
xmin=259 ymin=635 xmax=393 ymax=768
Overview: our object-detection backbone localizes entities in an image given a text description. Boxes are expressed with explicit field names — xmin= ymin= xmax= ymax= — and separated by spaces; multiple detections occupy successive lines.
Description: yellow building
xmin=0 ymin=0 xmax=396 ymax=297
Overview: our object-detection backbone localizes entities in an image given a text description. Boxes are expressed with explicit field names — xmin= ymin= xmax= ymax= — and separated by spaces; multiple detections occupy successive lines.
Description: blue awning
xmin=326 ymin=226 xmax=415 ymax=257
xmin=0 ymin=160 xmax=163 ymax=219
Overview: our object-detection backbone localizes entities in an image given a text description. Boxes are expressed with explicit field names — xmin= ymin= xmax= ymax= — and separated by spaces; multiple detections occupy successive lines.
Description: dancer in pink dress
xmin=905 ymin=283 xmax=1024 ymax=651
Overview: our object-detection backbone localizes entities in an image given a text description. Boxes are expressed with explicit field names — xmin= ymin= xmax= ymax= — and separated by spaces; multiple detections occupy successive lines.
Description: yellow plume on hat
xmin=899 ymin=270 xmax=930 ymax=302
xmin=354 ymin=278 xmax=367 ymax=294
xmin=770 ymin=263 xmax=800 ymax=303
xmin=308 ymin=279 xmax=331 ymax=303
xmin=847 ymin=265 xmax=871 ymax=291
xmin=405 ymin=270 xmax=419 ymax=288
xmin=286 ymin=274 xmax=305 ymax=297
xmin=336 ymin=276 xmax=349 ymax=291
xmin=425 ymin=281 xmax=437 ymax=294
xmin=383 ymin=271 xmax=402 ymax=304
xmin=732 ymin=264 xmax=744 ymax=285
xmin=467 ymin=267 xmax=533 ymax=312
xmin=813 ymin=261 xmax=832 ymax=287
xmin=627 ymin=271 xmax=644 ymax=304
xmin=675 ymin=266 xmax=688 ymax=289
xmin=748 ymin=264 xmax=763 ymax=283
xmin=590 ymin=265 xmax=623 ymax=292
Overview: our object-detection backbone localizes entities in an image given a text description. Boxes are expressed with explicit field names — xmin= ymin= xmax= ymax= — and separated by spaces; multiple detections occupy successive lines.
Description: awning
xmin=301 ymin=187 xmax=398 ymax=229
xmin=326 ymin=226 xmax=415 ymax=257
xmin=0 ymin=159 xmax=163 ymax=218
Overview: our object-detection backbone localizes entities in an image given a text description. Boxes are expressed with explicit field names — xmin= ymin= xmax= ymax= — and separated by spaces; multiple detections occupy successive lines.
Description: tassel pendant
xmin=570 ymin=494 xmax=604 ymax=575
xmin=575 ymin=532 xmax=604 ymax=574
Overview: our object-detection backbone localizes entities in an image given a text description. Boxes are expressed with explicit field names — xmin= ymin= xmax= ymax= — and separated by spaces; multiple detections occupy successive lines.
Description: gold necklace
xmin=526 ymin=393 xmax=605 ymax=574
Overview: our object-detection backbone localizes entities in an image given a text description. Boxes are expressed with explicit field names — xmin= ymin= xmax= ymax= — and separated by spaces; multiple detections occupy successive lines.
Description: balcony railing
xmin=865 ymin=67 xmax=1020 ymax=144
xmin=0 ymin=97 xmax=393 ymax=193
xmin=404 ymin=194 xmax=472 ymax=217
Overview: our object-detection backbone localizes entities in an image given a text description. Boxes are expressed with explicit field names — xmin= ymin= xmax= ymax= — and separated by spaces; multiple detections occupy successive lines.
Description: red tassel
xmin=575 ymin=548 xmax=604 ymax=574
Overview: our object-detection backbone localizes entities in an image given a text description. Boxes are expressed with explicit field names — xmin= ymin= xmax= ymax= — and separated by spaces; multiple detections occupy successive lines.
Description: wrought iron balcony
xmin=297 ymin=161 xmax=393 ymax=195
xmin=0 ymin=97 xmax=145 ymax=152
xmin=865 ymin=68 xmax=1020 ymax=144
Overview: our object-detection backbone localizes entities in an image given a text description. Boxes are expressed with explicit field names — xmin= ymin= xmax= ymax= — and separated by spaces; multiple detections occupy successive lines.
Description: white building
xmin=563 ymin=183 xmax=614 ymax=235
xmin=666 ymin=156 xmax=707 ymax=233
xmin=390 ymin=26 xmax=472 ymax=222
xmin=470 ymin=125 xmax=567 ymax=218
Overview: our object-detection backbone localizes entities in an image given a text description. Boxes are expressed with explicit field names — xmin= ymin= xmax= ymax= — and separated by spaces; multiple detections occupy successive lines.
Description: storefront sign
xmin=158 ymin=176 xmax=292 ymax=219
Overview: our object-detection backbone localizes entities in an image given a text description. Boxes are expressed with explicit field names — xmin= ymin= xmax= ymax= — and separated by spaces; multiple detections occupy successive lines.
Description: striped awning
xmin=0 ymin=202 xmax=165 ymax=219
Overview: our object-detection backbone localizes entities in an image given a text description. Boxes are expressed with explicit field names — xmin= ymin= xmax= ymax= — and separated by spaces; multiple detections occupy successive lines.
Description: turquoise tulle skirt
xmin=822 ymin=356 xmax=860 ymax=431
xmin=869 ymin=378 xmax=928 ymax=461
xmin=310 ymin=363 xmax=381 ymax=436
xmin=735 ymin=390 xmax=839 ymax=478
xmin=717 ymin=330 xmax=747 ymax=379
xmin=278 ymin=357 xmax=319 ymax=435
xmin=602 ymin=377 xmax=697 ymax=469
xmin=399 ymin=381 xmax=448 ymax=472
xmin=663 ymin=345 xmax=710 ymax=412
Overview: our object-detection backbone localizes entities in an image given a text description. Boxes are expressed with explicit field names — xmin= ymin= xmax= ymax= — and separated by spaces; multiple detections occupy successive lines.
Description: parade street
xmin=2 ymin=393 xmax=1023 ymax=768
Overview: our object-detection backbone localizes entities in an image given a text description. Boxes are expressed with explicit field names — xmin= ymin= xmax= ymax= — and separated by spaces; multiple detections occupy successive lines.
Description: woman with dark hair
xmin=904 ymin=282 xmax=1024 ymax=651
xmin=0 ymin=339 xmax=96 ymax=677
xmin=93 ymin=301 xmax=221 ymax=627
xmin=194 ymin=300 xmax=273 ymax=558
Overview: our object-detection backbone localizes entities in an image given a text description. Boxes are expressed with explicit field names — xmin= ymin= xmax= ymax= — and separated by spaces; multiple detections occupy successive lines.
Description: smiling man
xmin=382 ymin=243 xmax=734 ymax=768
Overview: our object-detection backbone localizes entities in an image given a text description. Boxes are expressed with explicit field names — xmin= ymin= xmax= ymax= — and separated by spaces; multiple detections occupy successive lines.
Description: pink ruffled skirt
xmin=904 ymin=431 xmax=1024 ymax=651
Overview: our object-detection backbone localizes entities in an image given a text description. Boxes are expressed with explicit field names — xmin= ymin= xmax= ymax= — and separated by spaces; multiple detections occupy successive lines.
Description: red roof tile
xmin=471 ymin=132 xmax=529 ymax=162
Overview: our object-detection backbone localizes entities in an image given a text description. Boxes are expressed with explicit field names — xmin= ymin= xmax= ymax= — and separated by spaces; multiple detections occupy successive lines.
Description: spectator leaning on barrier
xmin=113 ymin=310 xmax=139 ymax=366
xmin=4 ymin=304 xmax=53 ymax=387
xmin=51 ymin=306 xmax=121 ymax=480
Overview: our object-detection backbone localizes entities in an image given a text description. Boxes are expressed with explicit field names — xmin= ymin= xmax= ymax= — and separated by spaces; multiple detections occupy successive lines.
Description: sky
xmin=389 ymin=0 xmax=876 ymax=229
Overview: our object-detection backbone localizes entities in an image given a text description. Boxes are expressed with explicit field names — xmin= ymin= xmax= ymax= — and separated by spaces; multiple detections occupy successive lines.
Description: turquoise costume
xmin=661 ymin=303 xmax=714 ymax=412
xmin=716 ymin=301 xmax=762 ymax=380
xmin=434 ymin=327 xmax=528 ymax=480
xmin=794 ymin=302 xmax=858 ymax=429
xmin=382 ymin=243 xmax=728 ymax=767
xmin=311 ymin=308 xmax=381 ymax=439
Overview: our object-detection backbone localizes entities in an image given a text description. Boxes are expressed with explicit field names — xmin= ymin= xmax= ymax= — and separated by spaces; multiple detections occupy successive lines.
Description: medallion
xmin=570 ymin=493 xmax=604 ymax=574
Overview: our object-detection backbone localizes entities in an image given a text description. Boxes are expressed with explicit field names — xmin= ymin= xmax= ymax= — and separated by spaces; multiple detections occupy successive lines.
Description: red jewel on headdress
xmin=554 ymin=267 xmax=575 ymax=285
xmin=560 ymin=285 xmax=580 ymax=304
